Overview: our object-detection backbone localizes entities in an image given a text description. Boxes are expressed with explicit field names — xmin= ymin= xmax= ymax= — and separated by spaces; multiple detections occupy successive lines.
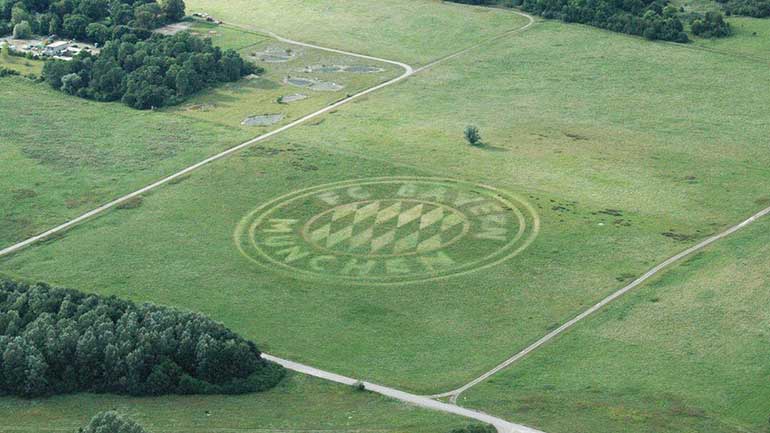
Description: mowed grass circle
xmin=234 ymin=177 xmax=540 ymax=285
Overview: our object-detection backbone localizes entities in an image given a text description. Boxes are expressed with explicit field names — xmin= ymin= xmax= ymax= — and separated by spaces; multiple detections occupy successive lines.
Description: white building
xmin=44 ymin=41 xmax=69 ymax=56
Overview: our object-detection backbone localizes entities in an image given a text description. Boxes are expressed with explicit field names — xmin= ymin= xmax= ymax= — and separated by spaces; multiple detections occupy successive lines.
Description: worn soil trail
xmin=263 ymin=354 xmax=545 ymax=433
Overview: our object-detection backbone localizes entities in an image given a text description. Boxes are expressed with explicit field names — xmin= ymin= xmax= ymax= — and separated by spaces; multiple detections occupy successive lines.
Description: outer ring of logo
xmin=234 ymin=177 xmax=540 ymax=285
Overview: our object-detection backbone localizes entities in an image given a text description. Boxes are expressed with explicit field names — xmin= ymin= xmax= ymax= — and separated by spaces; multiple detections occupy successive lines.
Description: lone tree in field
xmin=464 ymin=125 xmax=482 ymax=146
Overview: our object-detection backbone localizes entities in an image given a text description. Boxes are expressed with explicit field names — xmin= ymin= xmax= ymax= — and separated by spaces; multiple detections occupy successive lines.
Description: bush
xmin=449 ymin=424 xmax=496 ymax=433
xmin=0 ymin=279 xmax=285 ymax=398
xmin=79 ymin=411 xmax=150 ymax=433
xmin=464 ymin=125 xmax=482 ymax=146
xmin=0 ymin=66 xmax=20 ymax=77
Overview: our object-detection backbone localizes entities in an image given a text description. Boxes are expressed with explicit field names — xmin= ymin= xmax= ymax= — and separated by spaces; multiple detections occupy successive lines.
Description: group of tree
xmin=0 ymin=279 xmax=285 ymax=398
xmin=0 ymin=0 xmax=186 ymax=43
xmin=42 ymin=30 xmax=259 ymax=109
xmin=716 ymin=0 xmax=770 ymax=17
xmin=690 ymin=11 xmax=732 ymax=37
xmin=450 ymin=0 xmax=690 ymax=41
xmin=79 ymin=411 xmax=150 ymax=433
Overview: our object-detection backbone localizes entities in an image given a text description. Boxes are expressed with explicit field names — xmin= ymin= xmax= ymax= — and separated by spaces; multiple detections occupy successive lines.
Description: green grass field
xmin=694 ymin=17 xmax=770 ymax=60
xmin=3 ymin=16 xmax=770 ymax=394
xmin=0 ymin=373 xmax=465 ymax=433
xmin=0 ymin=26 xmax=396 ymax=249
xmin=185 ymin=0 xmax=531 ymax=65
xmin=0 ymin=54 xmax=44 ymax=76
xmin=2 ymin=1 xmax=770 ymax=432
xmin=168 ymin=23 xmax=398 ymax=130
xmin=461 ymin=216 xmax=770 ymax=433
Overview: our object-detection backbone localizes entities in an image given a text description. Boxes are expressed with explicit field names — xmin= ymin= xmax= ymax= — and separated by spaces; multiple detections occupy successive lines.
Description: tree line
xmin=449 ymin=0 xmax=739 ymax=41
xmin=717 ymin=0 xmax=770 ymax=17
xmin=42 ymin=30 xmax=259 ymax=109
xmin=0 ymin=0 xmax=185 ymax=43
xmin=0 ymin=279 xmax=285 ymax=398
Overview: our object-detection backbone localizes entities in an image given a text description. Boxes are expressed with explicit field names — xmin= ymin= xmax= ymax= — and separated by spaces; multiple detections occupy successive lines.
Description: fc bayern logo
xmin=234 ymin=177 xmax=539 ymax=284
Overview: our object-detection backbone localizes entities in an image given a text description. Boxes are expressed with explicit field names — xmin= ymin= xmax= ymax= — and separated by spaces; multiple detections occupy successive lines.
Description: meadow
xmin=2 ymin=1 xmax=770 ymax=432
xmin=0 ymin=25 xmax=395 ymax=248
xmin=185 ymin=0 xmax=531 ymax=65
xmin=0 ymin=373 xmax=465 ymax=432
xmin=461 ymin=216 xmax=770 ymax=433
xmin=0 ymin=54 xmax=44 ymax=76
xmin=3 ymin=16 xmax=770 ymax=393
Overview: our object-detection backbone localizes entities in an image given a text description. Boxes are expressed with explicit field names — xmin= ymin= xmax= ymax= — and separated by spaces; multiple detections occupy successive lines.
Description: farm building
xmin=44 ymin=41 xmax=69 ymax=56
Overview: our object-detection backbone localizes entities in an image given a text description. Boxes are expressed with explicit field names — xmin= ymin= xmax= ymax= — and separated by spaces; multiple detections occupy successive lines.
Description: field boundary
xmin=430 ymin=203 xmax=770 ymax=403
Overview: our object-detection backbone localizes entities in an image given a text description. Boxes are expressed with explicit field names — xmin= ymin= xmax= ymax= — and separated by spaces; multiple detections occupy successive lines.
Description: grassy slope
xmin=0 ymin=54 xmax=44 ymax=75
xmin=0 ymin=373 xmax=465 ymax=433
xmin=0 ymin=26 xmax=396 ymax=248
xmin=694 ymin=17 xmax=770 ymax=60
xmin=184 ymin=0 xmax=530 ymax=65
xmin=2 ymin=18 xmax=770 ymax=395
xmin=462 ymin=216 xmax=770 ymax=433
xmin=668 ymin=0 xmax=770 ymax=60
xmin=0 ymin=76 xmax=250 ymax=247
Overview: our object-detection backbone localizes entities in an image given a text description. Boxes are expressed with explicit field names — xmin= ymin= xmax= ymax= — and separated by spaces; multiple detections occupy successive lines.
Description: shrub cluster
xmin=0 ymin=65 xmax=20 ymax=76
xmin=0 ymin=279 xmax=285 ymax=398
xmin=717 ymin=0 xmax=770 ymax=17
xmin=79 ymin=411 xmax=150 ymax=433
xmin=690 ymin=11 xmax=732 ymax=37
xmin=42 ymin=31 xmax=259 ymax=109
xmin=450 ymin=0 xmax=689 ymax=42
xmin=448 ymin=425 xmax=496 ymax=433
xmin=0 ymin=0 xmax=186 ymax=43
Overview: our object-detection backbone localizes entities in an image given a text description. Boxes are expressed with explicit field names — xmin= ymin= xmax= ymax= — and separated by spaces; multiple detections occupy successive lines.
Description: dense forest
xmin=42 ymin=30 xmax=258 ymax=109
xmin=0 ymin=279 xmax=285 ymax=398
xmin=0 ymin=0 xmax=185 ymax=41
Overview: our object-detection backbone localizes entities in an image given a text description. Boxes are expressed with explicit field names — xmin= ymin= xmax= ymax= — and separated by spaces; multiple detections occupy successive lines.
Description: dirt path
xmin=430 ymin=204 xmax=770 ymax=403
xmin=263 ymin=354 xmax=544 ymax=433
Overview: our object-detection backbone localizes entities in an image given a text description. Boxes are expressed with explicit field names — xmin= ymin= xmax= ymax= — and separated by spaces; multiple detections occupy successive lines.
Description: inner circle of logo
xmin=234 ymin=177 xmax=539 ymax=285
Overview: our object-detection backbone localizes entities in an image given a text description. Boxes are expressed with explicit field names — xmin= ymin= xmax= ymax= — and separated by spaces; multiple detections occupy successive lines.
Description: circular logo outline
xmin=234 ymin=177 xmax=540 ymax=285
